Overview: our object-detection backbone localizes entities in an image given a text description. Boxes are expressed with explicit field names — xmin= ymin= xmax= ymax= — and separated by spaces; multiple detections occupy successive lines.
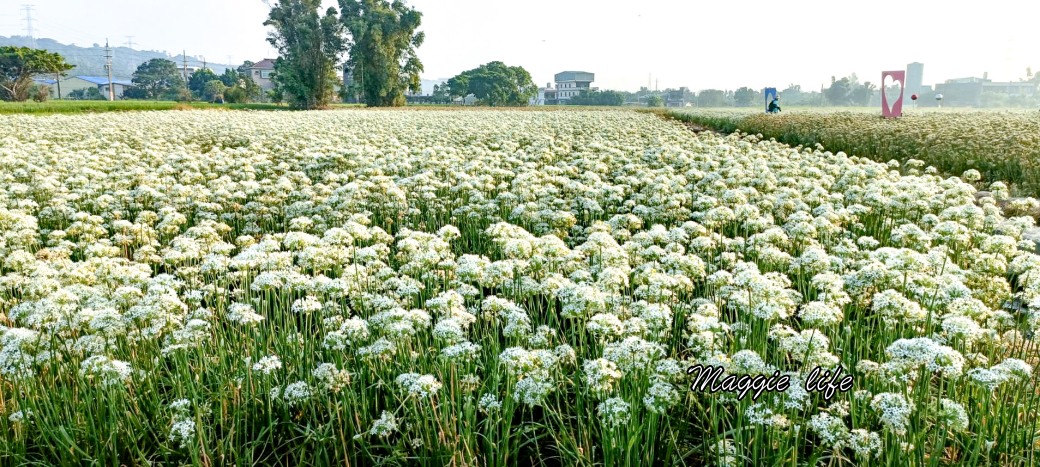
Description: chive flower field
xmin=0 ymin=109 xmax=1037 ymax=466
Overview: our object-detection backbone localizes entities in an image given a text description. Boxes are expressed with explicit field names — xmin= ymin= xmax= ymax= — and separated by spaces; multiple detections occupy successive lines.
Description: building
xmin=554 ymin=71 xmax=594 ymax=102
xmin=982 ymin=80 xmax=1037 ymax=96
xmin=34 ymin=75 xmax=133 ymax=99
xmin=906 ymin=62 xmax=924 ymax=95
xmin=933 ymin=77 xmax=987 ymax=107
xmin=931 ymin=74 xmax=1036 ymax=107
xmin=665 ymin=87 xmax=692 ymax=107
xmin=248 ymin=59 xmax=277 ymax=92
xmin=532 ymin=83 xmax=557 ymax=105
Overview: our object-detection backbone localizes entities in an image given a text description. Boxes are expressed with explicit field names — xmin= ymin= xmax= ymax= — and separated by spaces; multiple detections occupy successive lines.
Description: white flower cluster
xmin=1 ymin=109 xmax=1038 ymax=464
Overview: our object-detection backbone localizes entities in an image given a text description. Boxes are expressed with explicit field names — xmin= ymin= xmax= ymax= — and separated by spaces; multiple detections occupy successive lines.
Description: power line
xmin=125 ymin=35 xmax=134 ymax=49
xmin=21 ymin=4 xmax=36 ymax=49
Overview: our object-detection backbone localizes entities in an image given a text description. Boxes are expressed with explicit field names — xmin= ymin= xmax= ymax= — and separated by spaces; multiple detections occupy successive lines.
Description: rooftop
xmin=250 ymin=59 xmax=276 ymax=70
xmin=555 ymin=71 xmax=594 ymax=82
xmin=75 ymin=76 xmax=134 ymax=86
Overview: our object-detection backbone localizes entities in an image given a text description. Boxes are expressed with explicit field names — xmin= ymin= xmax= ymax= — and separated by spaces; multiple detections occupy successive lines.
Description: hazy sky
xmin=3 ymin=0 xmax=1036 ymax=91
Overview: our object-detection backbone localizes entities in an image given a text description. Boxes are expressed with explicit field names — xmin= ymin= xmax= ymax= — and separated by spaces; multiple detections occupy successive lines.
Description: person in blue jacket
xmin=767 ymin=97 xmax=781 ymax=113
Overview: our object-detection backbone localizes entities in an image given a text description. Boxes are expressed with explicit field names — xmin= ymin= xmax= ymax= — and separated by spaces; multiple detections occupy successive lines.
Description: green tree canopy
xmin=340 ymin=0 xmax=424 ymax=107
xmin=219 ymin=68 xmax=241 ymax=88
xmin=266 ymin=0 xmax=346 ymax=109
xmin=850 ymin=80 xmax=877 ymax=106
xmin=229 ymin=64 xmax=262 ymax=102
xmin=446 ymin=61 xmax=536 ymax=107
xmin=733 ymin=87 xmax=758 ymax=107
xmin=0 ymin=46 xmax=74 ymax=101
xmin=824 ymin=76 xmax=853 ymax=106
xmin=131 ymin=58 xmax=185 ymax=100
xmin=187 ymin=68 xmax=219 ymax=96
xmin=696 ymin=89 xmax=729 ymax=107
xmin=202 ymin=80 xmax=227 ymax=102
xmin=646 ymin=95 xmax=664 ymax=107
xmin=566 ymin=90 xmax=625 ymax=106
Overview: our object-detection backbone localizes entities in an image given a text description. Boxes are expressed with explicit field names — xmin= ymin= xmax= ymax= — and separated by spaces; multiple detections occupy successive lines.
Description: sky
xmin=2 ymin=0 xmax=1037 ymax=92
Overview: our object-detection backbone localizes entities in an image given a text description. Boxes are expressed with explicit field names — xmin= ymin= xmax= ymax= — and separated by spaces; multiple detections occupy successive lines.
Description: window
xmin=260 ymin=70 xmax=273 ymax=79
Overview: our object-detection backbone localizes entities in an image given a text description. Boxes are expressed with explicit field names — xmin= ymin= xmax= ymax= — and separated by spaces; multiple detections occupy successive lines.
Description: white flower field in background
xmin=0 ymin=109 xmax=1038 ymax=465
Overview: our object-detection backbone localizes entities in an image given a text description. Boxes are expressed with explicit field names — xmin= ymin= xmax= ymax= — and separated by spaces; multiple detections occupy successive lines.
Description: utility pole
xmin=21 ymin=5 xmax=36 ymax=49
xmin=104 ymin=39 xmax=114 ymax=101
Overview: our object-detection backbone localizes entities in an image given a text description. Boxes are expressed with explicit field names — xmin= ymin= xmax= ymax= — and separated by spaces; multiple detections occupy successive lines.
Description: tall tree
xmin=733 ymin=87 xmax=758 ymax=107
xmin=340 ymin=0 xmax=424 ymax=107
xmin=265 ymin=0 xmax=346 ymax=109
xmin=219 ymin=68 xmax=241 ymax=88
xmin=0 ymin=46 xmax=73 ymax=101
xmin=131 ymin=58 xmax=185 ymax=100
xmin=446 ymin=61 xmax=536 ymax=106
xmin=445 ymin=74 xmax=470 ymax=102
xmin=187 ymin=68 xmax=220 ymax=98
xmin=824 ymin=76 xmax=853 ymax=106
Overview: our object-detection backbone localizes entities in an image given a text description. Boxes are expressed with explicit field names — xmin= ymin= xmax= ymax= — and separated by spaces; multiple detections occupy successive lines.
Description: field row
xmin=669 ymin=109 xmax=1040 ymax=197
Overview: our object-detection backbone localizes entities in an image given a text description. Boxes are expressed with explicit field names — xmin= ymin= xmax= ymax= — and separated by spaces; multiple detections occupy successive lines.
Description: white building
xmin=248 ymin=59 xmax=277 ymax=92
xmin=531 ymin=82 xmax=557 ymax=105
xmin=554 ymin=71 xmax=594 ymax=102
xmin=34 ymin=75 xmax=134 ymax=99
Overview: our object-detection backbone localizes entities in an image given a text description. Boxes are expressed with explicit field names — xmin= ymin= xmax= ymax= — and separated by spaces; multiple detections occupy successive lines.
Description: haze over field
xmin=1 ymin=0 xmax=1036 ymax=91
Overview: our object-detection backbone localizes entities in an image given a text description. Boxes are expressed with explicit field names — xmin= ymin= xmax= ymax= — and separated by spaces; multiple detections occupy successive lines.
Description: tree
xmin=187 ymin=68 xmax=220 ymax=97
xmin=0 ymin=46 xmax=74 ymax=101
xmin=203 ymin=80 xmax=227 ymax=102
xmin=445 ymin=74 xmax=470 ymax=102
xmin=824 ymin=76 xmax=853 ymax=106
xmin=431 ymin=83 xmax=449 ymax=100
xmin=30 ymin=84 xmax=49 ymax=102
xmin=567 ymin=90 xmax=625 ymax=106
xmin=850 ymin=80 xmax=876 ymax=106
xmin=219 ymin=68 xmax=240 ymax=88
xmin=230 ymin=63 xmax=263 ymax=102
xmin=131 ymin=58 xmax=185 ymax=100
xmin=733 ymin=87 xmax=758 ymax=107
xmin=266 ymin=0 xmax=346 ymax=109
xmin=446 ymin=61 xmax=536 ymax=106
xmin=646 ymin=95 xmax=664 ymax=107
xmin=340 ymin=0 xmax=424 ymax=107
xmin=696 ymin=89 xmax=730 ymax=107
xmin=218 ymin=68 xmax=259 ymax=103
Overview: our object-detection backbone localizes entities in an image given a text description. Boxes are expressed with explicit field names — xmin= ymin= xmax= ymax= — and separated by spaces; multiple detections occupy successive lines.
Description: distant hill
xmin=0 ymin=36 xmax=233 ymax=78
